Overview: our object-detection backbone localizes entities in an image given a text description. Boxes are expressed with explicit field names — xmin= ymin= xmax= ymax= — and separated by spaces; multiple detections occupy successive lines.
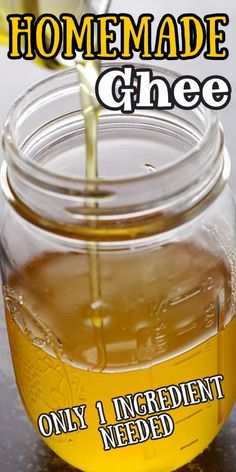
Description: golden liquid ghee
xmin=4 ymin=242 xmax=236 ymax=471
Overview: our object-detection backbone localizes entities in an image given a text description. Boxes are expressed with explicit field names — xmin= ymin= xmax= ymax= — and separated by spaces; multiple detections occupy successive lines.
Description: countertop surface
xmin=0 ymin=0 xmax=236 ymax=471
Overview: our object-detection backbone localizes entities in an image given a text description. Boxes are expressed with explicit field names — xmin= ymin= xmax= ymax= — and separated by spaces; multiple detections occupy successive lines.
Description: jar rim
xmin=1 ymin=63 xmax=228 ymax=240
xmin=2 ymin=63 xmax=219 ymax=189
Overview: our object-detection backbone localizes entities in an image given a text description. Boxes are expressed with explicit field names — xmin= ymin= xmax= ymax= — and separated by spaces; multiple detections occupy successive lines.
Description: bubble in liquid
xmin=89 ymin=299 xmax=111 ymax=328
xmin=91 ymin=299 xmax=104 ymax=311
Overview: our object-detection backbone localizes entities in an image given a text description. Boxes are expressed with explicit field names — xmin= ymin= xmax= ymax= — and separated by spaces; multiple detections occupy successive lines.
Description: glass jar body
xmin=1 ymin=66 xmax=236 ymax=472
xmin=1 ymin=184 xmax=236 ymax=472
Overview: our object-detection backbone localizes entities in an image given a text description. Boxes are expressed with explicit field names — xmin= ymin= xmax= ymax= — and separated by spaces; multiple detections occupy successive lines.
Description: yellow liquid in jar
xmin=4 ymin=242 xmax=236 ymax=471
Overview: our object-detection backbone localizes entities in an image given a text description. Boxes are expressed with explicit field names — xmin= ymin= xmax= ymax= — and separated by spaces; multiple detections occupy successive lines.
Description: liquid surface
xmin=4 ymin=243 xmax=236 ymax=471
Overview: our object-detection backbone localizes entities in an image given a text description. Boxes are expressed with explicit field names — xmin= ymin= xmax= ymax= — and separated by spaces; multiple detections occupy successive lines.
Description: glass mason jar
xmin=1 ymin=66 xmax=236 ymax=472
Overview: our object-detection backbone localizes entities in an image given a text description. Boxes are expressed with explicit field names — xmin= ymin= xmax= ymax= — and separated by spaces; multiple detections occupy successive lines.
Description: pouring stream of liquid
xmin=76 ymin=59 xmax=107 ymax=371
